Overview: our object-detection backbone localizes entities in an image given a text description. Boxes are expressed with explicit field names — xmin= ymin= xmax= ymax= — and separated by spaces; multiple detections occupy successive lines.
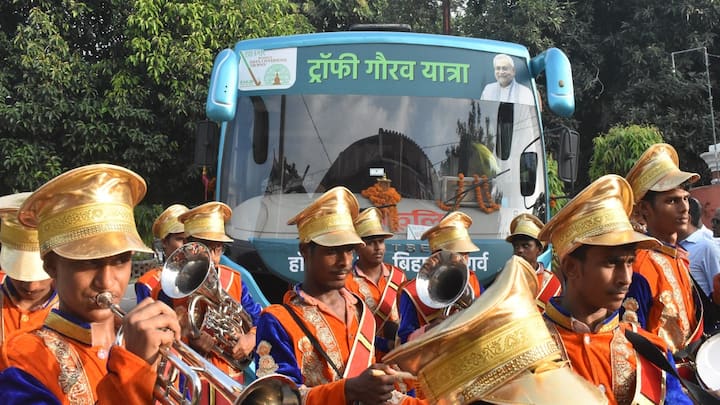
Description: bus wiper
xmin=439 ymin=168 xmax=509 ymax=208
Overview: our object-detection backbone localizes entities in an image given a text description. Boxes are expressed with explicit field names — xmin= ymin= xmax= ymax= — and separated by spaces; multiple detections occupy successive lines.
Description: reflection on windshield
xmin=221 ymin=94 xmax=541 ymax=211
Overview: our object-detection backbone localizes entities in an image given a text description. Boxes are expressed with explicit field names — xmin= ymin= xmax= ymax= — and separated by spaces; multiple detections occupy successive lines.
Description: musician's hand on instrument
xmin=173 ymin=305 xmax=191 ymax=338
xmin=345 ymin=365 xmax=396 ymax=403
xmin=231 ymin=331 xmax=256 ymax=359
xmin=189 ymin=331 xmax=214 ymax=356
xmin=712 ymin=273 xmax=720 ymax=305
xmin=122 ymin=298 xmax=181 ymax=369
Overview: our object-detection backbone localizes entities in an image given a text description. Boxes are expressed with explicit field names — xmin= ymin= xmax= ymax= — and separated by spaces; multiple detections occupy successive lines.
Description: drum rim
xmin=696 ymin=334 xmax=720 ymax=392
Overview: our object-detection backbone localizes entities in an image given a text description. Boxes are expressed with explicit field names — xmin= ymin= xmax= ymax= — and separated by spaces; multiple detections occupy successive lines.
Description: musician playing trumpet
xmin=397 ymin=211 xmax=483 ymax=344
xmin=0 ymin=164 xmax=182 ymax=404
xmin=175 ymin=201 xmax=263 ymax=405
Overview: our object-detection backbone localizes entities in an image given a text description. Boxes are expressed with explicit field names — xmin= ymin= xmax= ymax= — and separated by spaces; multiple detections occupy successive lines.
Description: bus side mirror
xmin=530 ymin=48 xmax=574 ymax=118
xmin=195 ymin=120 xmax=219 ymax=167
xmin=520 ymin=151 xmax=538 ymax=196
xmin=558 ymin=128 xmax=579 ymax=183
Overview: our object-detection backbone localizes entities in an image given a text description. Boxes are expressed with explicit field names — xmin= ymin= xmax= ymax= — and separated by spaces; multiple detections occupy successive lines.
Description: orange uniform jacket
xmin=0 ymin=282 xmax=58 ymax=345
xmin=544 ymin=298 xmax=692 ymax=404
xmin=622 ymin=246 xmax=701 ymax=353
xmin=345 ymin=263 xmax=406 ymax=358
xmin=254 ymin=285 xmax=425 ymax=405
xmin=0 ymin=310 xmax=156 ymax=404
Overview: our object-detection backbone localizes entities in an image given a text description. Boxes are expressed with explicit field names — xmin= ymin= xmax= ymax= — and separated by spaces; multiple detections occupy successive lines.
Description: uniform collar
xmin=44 ymin=309 xmax=115 ymax=347
xmin=544 ymin=296 xmax=619 ymax=334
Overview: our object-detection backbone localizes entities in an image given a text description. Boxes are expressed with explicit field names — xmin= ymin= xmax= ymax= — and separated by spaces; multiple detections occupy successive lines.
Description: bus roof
xmin=234 ymin=31 xmax=531 ymax=60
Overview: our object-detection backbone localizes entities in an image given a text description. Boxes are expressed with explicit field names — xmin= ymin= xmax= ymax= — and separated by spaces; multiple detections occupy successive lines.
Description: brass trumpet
xmin=161 ymin=242 xmax=254 ymax=370
xmin=415 ymin=250 xmax=473 ymax=316
xmin=96 ymin=292 xmax=300 ymax=405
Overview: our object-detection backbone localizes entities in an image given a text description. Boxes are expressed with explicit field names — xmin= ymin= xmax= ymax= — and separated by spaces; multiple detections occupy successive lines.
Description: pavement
xmin=120 ymin=283 xmax=137 ymax=312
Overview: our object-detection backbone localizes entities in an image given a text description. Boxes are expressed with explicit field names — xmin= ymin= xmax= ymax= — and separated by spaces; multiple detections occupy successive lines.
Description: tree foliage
xmin=546 ymin=153 xmax=566 ymax=217
xmin=0 ymin=0 xmax=310 ymax=202
xmin=6 ymin=0 xmax=720 ymax=229
xmin=589 ymin=124 xmax=664 ymax=181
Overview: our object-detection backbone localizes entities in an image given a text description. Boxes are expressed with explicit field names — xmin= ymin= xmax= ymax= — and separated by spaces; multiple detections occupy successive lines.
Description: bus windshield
xmin=220 ymin=93 xmax=543 ymax=240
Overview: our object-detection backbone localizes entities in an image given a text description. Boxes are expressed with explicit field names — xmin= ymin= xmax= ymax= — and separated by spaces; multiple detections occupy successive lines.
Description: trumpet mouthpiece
xmin=95 ymin=291 xmax=115 ymax=308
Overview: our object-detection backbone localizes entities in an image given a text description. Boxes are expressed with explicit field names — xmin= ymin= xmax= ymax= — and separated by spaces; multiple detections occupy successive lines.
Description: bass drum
xmin=696 ymin=333 xmax=720 ymax=398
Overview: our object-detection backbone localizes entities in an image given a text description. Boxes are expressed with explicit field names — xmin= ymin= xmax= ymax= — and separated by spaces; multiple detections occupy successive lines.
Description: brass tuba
xmin=161 ymin=242 xmax=254 ymax=370
xmin=415 ymin=250 xmax=473 ymax=316
xmin=96 ymin=292 xmax=300 ymax=405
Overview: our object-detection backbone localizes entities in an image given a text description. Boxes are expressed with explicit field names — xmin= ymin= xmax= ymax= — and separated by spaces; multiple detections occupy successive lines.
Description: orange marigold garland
xmin=361 ymin=176 xmax=402 ymax=231
xmin=436 ymin=173 xmax=465 ymax=211
xmin=472 ymin=174 xmax=500 ymax=213
xmin=436 ymin=173 xmax=500 ymax=214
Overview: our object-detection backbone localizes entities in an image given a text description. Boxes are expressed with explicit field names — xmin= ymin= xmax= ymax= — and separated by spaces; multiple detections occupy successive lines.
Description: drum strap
xmin=625 ymin=329 xmax=720 ymax=405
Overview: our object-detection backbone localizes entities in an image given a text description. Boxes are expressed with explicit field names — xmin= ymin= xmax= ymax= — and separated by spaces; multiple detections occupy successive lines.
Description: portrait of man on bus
xmin=480 ymin=54 xmax=534 ymax=105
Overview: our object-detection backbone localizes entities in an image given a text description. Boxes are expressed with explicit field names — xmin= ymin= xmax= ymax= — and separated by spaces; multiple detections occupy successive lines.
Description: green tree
xmin=562 ymin=1 xmax=720 ymax=185
xmin=292 ymin=0 xmax=376 ymax=31
xmin=0 ymin=0 xmax=310 ymax=204
xmin=588 ymin=124 xmax=664 ymax=181
xmin=546 ymin=153 xmax=566 ymax=217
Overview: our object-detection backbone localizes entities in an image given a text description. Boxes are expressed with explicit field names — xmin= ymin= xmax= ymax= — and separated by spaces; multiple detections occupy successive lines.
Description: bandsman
xmin=345 ymin=207 xmax=405 ymax=360
xmin=0 ymin=193 xmax=57 ymax=345
xmin=539 ymin=174 xmax=691 ymax=404
xmin=135 ymin=204 xmax=189 ymax=305
xmin=0 ymin=164 xmax=181 ymax=403
xmin=622 ymin=144 xmax=703 ymax=376
xmin=506 ymin=213 xmax=561 ymax=309
xmin=254 ymin=187 xmax=425 ymax=404
xmin=176 ymin=201 xmax=262 ymax=405
xmin=384 ymin=254 xmax=609 ymax=404
xmin=397 ymin=211 xmax=483 ymax=344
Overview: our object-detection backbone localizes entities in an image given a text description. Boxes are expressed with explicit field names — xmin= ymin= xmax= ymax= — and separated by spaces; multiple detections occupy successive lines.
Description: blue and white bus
xmin=202 ymin=29 xmax=575 ymax=302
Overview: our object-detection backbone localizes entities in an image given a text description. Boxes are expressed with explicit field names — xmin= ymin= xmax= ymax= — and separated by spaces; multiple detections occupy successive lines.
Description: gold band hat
xmin=0 ymin=193 xmax=48 ymax=281
xmin=178 ymin=202 xmax=233 ymax=243
xmin=505 ymin=213 xmax=545 ymax=249
xmin=422 ymin=211 xmax=479 ymax=253
xmin=18 ymin=164 xmax=152 ymax=260
xmin=354 ymin=207 xmax=393 ymax=239
xmin=538 ymin=174 xmax=660 ymax=261
xmin=288 ymin=186 xmax=364 ymax=247
xmin=384 ymin=255 xmax=608 ymax=404
xmin=625 ymin=143 xmax=699 ymax=203
xmin=153 ymin=204 xmax=189 ymax=240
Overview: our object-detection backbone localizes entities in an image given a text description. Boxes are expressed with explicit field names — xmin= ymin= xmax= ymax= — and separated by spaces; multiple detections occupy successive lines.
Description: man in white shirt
xmin=480 ymin=53 xmax=534 ymax=105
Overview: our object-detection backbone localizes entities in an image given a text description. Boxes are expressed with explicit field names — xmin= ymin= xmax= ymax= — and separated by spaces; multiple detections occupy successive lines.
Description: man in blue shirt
xmin=678 ymin=197 xmax=720 ymax=299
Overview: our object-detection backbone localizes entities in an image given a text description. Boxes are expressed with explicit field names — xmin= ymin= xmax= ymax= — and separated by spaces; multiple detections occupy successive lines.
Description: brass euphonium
xmin=161 ymin=242 xmax=254 ymax=370
xmin=415 ymin=250 xmax=473 ymax=316
xmin=96 ymin=292 xmax=300 ymax=405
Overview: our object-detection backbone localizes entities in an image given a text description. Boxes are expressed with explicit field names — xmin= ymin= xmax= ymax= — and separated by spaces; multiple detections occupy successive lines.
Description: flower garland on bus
xmin=361 ymin=176 xmax=401 ymax=231
xmin=436 ymin=173 xmax=500 ymax=214
xmin=473 ymin=174 xmax=500 ymax=213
